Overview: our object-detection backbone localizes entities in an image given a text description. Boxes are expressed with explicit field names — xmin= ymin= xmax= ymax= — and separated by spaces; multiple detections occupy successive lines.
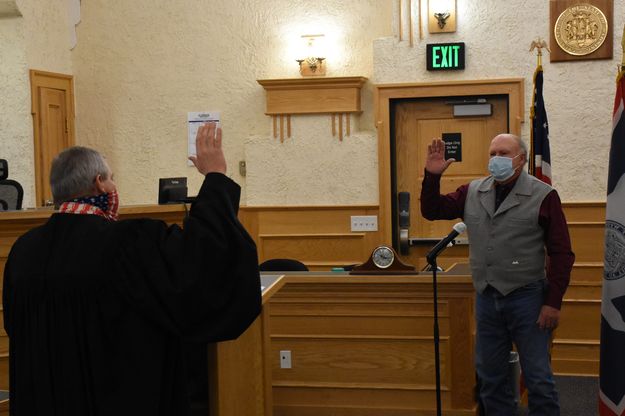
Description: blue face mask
xmin=488 ymin=155 xmax=520 ymax=182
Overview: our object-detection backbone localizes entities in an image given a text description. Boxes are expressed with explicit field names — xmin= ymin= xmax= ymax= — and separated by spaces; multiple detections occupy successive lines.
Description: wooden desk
xmin=208 ymin=274 xmax=286 ymax=416
xmin=2 ymin=209 xmax=478 ymax=415
xmin=213 ymin=272 xmax=477 ymax=416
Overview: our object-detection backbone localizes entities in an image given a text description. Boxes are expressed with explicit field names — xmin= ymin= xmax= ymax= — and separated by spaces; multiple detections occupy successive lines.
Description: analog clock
xmin=372 ymin=246 xmax=395 ymax=269
xmin=350 ymin=245 xmax=416 ymax=275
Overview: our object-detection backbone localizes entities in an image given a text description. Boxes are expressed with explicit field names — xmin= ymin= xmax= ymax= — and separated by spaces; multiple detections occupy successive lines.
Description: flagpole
xmin=621 ymin=25 xmax=624 ymax=72
xmin=529 ymin=38 xmax=550 ymax=176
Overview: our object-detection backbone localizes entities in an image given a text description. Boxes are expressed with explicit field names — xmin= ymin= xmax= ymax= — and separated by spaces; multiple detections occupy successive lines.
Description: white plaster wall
xmin=72 ymin=0 xmax=391 ymax=205
xmin=6 ymin=1 xmax=621 ymax=206
xmin=245 ymin=115 xmax=378 ymax=205
xmin=376 ymin=0 xmax=625 ymax=201
xmin=0 ymin=15 xmax=32 ymax=204
xmin=18 ymin=0 xmax=73 ymax=74
xmin=1 ymin=0 xmax=73 ymax=207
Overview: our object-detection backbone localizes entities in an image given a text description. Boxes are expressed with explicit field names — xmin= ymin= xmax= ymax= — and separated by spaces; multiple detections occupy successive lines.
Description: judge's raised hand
xmin=189 ymin=122 xmax=227 ymax=175
xmin=425 ymin=138 xmax=455 ymax=175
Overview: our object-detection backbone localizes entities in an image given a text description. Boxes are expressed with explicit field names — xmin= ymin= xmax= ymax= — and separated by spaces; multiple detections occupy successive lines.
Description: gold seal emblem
xmin=554 ymin=3 xmax=608 ymax=56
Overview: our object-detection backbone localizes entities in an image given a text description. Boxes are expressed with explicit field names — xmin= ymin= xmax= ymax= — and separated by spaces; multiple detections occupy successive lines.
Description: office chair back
xmin=259 ymin=258 xmax=309 ymax=272
xmin=0 ymin=179 xmax=24 ymax=210
xmin=0 ymin=159 xmax=7 ymax=181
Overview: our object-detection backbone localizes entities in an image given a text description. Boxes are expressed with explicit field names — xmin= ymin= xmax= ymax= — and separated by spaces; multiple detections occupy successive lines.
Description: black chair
xmin=0 ymin=180 xmax=24 ymax=211
xmin=0 ymin=159 xmax=7 ymax=180
xmin=259 ymin=258 xmax=309 ymax=272
xmin=0 ymin=159 xmax=24 ymax=211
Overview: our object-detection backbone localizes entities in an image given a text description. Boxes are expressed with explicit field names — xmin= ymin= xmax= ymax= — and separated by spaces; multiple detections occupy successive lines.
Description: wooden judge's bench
xmin=0 ymin=205 xmax=477 ymax=415
xmin=218 ymin=270 xmax=477 ymax=416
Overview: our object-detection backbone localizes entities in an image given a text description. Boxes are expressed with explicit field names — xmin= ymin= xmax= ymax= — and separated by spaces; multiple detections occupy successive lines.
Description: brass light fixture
xmin=428 ymin=0 xmax=457 ymax=33
xmin=296 ymin=34 xmax=326 ymax=76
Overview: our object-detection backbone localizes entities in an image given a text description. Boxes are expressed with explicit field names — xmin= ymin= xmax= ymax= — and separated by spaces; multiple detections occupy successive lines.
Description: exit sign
xmin=426 ymin=42 xmax=465 ymax=71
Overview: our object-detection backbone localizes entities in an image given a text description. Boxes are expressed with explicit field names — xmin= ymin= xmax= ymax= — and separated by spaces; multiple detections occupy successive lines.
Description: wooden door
xmin=30 ymin=70 xmax=75 ymax=206
xmin=393 ymin=95 xmax=509 ymax=268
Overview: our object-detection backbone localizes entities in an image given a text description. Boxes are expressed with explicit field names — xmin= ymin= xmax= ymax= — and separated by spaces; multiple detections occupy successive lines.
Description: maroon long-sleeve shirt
xmin=420 ymin=171 xmax=575 ymax=309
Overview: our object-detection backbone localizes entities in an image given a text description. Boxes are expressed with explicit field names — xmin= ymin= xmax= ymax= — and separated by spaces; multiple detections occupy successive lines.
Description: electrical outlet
xmin=351 ymin=215 xmax=378 ymax=232
xmin=280 ymin=350 xmax=292 ymax=369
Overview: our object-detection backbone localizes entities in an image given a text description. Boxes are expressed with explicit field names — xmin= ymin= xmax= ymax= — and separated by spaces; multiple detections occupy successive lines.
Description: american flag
xmin=530 ymin=65 xmax=552 ymax=185
xmin=599 ymin=66 xmax=625 ymax=416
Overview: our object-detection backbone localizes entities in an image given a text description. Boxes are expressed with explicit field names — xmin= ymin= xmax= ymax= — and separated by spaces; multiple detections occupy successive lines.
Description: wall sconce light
xmin=428 ymin=0 xmax=457 ymax=33
xmin=296 ymin=34 xmax=326 ymax=76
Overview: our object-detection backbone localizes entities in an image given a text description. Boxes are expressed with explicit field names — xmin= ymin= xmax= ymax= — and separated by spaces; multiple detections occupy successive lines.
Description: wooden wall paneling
xmin=259 ymin=233 xmax=366 ymax=269
xmin=554 ymin=299 xmax=602 ymax=375
xmin=241 ymin=206 xmax=382 ymax=270
xmin=0 ymin=199 xmax=609 ymax=392
xmin=557 ymin=300 xmax=602 ymax=341
xmin=268 ymin=276 xmax=476 ymax=415
xmin=550 ymin=340 xmax=601 ymax=376
xmin=554 ymin=202 xmax=605 ymax=376
xmin=271 ymin=337 xmax=449 ymax=386
xmin=448 ymin=297 xmax=474 ymax=408
xmin=273 ymin=387 xmax=472 ymax=416
xmin=570 ymin=263 xmax=604 ymax=283
xmin=261 ymin=304 xmax=274 ymax=415
xmin=0 ymin=358 xmax=7 ymax=391
xmin=208 ymin=311 xmax=268 ymax=416
xmin=562 ymin=202 xmax=605 ymax=222
xmin=567 ymin=222 xmax=605 ymax=263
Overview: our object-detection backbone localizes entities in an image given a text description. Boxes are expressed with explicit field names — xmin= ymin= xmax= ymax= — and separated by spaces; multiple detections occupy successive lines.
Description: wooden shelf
xmin=257 ymin=76 xmax=367 ymax=115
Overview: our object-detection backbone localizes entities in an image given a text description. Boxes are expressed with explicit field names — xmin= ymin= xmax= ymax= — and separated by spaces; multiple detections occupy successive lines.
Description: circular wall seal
xmin=554 ymin=3 xmax=608 ymax=56
xmin=605 ymin=220 xmax=625 ymax=280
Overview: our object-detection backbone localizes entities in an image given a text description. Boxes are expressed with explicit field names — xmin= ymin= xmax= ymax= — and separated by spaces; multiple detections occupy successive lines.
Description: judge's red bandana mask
xmin=59 ymin=190 xmax=119 ymax=221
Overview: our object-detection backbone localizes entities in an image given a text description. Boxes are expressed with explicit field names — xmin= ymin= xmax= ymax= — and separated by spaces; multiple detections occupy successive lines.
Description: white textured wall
xmin=377 ymin=0 xmax=625 ymax=201
xmin=245 ymin=115 xmax=378 ymax=205
xmin=5 ymin=1 xmax=624 ymax=206
xmin=1 ymin=0 xmax=73 ymax=208
xmin=72 ymin=0 xmax=391 ymax=205
xmin=0 ymin=13 xmax=32 ymax=204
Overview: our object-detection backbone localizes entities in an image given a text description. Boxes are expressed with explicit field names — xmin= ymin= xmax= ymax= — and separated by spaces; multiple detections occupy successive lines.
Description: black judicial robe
xmin=3 ymin=173 xmax=262 ymax=416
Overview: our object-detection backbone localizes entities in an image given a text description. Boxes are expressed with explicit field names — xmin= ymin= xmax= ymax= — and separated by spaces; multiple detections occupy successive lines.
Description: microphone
xmin=425 ymin=222 xmax=467 ymax=264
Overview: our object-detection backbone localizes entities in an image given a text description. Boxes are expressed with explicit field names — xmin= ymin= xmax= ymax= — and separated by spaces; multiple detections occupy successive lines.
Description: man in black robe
xmin=3 ymin=122 xmax=262 ymax=415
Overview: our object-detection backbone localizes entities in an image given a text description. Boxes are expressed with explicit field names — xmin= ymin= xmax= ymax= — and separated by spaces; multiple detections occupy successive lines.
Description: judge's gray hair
xmin=50 ymin=146 xmax=110 ymax=204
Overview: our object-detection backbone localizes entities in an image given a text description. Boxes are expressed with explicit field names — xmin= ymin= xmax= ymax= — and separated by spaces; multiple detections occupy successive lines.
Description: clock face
xmin=372 ymin=246 xmax=394 ymax=269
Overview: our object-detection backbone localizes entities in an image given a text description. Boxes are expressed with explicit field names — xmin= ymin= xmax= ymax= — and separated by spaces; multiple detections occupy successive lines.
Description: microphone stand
xmin=426 ymin=253 xmax=443 ymax=416
xmin=424 ymin=223 xmax=464 ymax=415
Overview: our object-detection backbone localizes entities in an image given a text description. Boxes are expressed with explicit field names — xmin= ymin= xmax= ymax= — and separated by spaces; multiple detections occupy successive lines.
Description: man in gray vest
xmin=420 ymin=134 xmax=575 ymax=415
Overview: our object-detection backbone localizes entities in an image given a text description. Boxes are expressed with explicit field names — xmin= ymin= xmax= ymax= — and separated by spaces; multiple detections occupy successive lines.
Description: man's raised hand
xmin=425 ymin=138 xmax=455 ymax=175
xmin=189 ymin=122 xmax=227 ymax=175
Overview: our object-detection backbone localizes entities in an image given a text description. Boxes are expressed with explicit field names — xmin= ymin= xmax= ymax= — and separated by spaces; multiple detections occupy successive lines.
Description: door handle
xmin=398 ymin=192 xmax=410 ymax=255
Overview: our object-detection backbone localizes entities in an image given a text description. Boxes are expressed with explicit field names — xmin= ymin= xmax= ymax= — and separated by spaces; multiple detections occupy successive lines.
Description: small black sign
xmin=443 ymin=133 xmax=462 ymax=162
xmin=426 ymin=42 xmax=465 ymax=71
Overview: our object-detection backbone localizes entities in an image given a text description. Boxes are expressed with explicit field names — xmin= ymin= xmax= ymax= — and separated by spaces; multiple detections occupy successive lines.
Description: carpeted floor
xmin=517 ymin=375 xmax=598 ymax=415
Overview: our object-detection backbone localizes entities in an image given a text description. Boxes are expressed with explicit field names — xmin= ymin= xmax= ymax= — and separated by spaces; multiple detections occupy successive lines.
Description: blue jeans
xmin=475 ymin=281 xmax=559 ymax=415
